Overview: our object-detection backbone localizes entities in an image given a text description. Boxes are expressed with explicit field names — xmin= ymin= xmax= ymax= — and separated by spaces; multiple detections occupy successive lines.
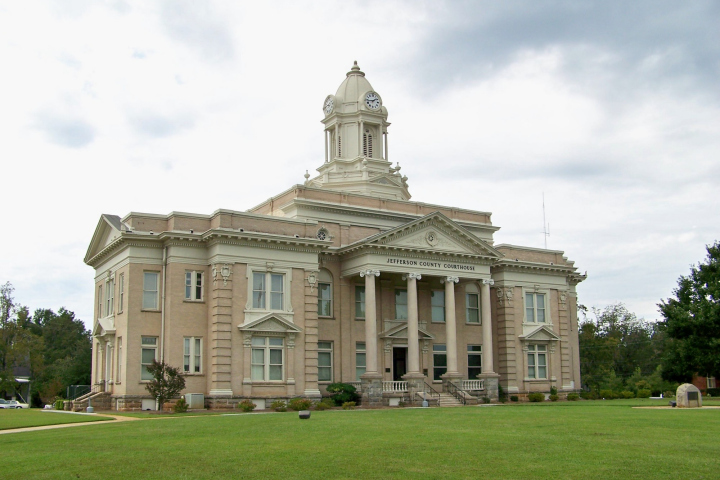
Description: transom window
xmin=431 ymin=290 xmax=445 ymax=323
xmin=183 ymin=337 xmax=202 ymax=374
xmin=468 ymin=345 xmax=482 ymax=378
xmin=355 ymin=342 xmax=366 ymax=381
xmin=527 ymin=344 xmax=547 ymax=379
xmin=355 ymin=286 xmax=365 ymax=319
xmin=525 ymin=292 xmax=546 ymax=323
xmin=433 ymin=344 xmax=447 ymax=381
xmin=143 ymin=272 xmax=159 ymax=310
xmin=185 ymin=271 xmax=203 ymax=301
xmin=141 ymin=337 xmax=158 ymax=381
xmin=252 ymin=272 xmax=284 ymax=310
xmin=318 ymin=341 xmax=333 ymax=382
xmin=395 ymin=289 xmax=408 ymax=320
xmin=251 ymin=336 xmax=283 ymax=381
xmin=466 ymin=293 xmax=480 ymax=324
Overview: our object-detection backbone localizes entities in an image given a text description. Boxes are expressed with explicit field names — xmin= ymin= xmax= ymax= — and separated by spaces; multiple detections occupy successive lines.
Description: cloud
xmin=128 ymin=113 xmax=195 ymax=138
xmin=159 ymin=0 xmax=235 ymax=62
xmin=33 ymin=113 xmax=96 ymax=148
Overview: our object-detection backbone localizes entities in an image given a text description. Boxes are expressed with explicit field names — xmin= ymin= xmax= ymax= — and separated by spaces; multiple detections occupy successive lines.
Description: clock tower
xmin=306 ymin=62 xmax=410 ymax=200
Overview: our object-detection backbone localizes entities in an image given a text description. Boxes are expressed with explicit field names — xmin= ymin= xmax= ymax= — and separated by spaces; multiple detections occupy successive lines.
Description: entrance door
xmin=393 ymin=347 xmax=407 ymax=381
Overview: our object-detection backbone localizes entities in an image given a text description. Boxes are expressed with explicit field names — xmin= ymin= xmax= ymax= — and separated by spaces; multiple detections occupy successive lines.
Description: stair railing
xmin=422 ymin=382 xmax=441 ymax=406
xmin=445 ymin=382 xmax=467 ymax=405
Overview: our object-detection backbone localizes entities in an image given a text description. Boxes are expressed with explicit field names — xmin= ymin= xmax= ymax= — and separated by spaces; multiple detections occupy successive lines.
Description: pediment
xmin=379 ymin=323 xmax=434 ymax=340
xmin=346 ymin=211 xmax=501 ymax=259
xmin=370 ymin=175 xmax=400 ymax=186
xmin=519 ymin=325 xmax=561 ymax=341
xmin=238 ymin=313 xmax=302 ymax=333
xmin=84 ymin=214 xmax=125 ymax=264
xmin=92 ymin=316 xmax=116 ymax=338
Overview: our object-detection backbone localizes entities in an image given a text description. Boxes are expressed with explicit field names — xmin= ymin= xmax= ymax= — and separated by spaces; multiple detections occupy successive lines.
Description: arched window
xmin=338 ymin=135 xmax=342 ymax=157
xmin=317 ymin=268 xmax=333 ymax=317
xmin=363 ymin=129 xmax=373 ymax=158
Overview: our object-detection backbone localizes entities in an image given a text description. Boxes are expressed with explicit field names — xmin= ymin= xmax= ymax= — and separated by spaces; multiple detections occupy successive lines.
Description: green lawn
xmin=2 ymin=400 xmax=719 ymax=479
xmin=0 ymin=409 xmax=112 ymax=430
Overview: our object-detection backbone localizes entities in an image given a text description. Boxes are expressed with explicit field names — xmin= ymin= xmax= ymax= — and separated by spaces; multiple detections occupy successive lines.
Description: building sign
xmin=386 ymin=258 xmax=476 ymax=271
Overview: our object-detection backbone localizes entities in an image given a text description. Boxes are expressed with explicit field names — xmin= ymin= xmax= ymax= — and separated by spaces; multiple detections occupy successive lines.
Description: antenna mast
xmin=542 ymin=193 xmax=550 ymax=249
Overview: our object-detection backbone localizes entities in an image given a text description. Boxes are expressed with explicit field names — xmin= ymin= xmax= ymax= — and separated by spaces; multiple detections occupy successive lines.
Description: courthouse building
xmin=84 ymin=63 xmax=586 ymax=410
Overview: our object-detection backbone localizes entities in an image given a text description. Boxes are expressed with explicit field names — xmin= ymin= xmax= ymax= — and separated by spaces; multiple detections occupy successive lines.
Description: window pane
xmin=355 ymin=286 xmax=365 ymax=318
xmin=528 ymin=366 xmax=535 ymax=378
xmin=356 ymin=352 xmax=366 ymax=367
xmin=467 ymin=345 xmax=482 ymax=352
xmin=318 ymin=299 xmax=331 ymax=317
xmin=253 ymin=273 xmax=265 ymax=291
xmin=184 ymin=355 xmax=190 ymax=372
xmin=435 ymin=354 xmax=447 ymax=368
xmin=143 ymin=292 xmax=157 ymax=310
xmin=432 ymin=306 xmax=445 ymax=323
xmin=525 ymin=293 xmax=534 ymax=308
xmin=254 ymin=291 xmax=265 ymax=309
xmin=527 ymin=353 xmax=535 ymax=367
xmin=270 ymin=292 xmax=283 ymax=310
xmin=396 ymin=305 xmax=408 ymax=320
xmin=195 ymin=273 xmax=202 ymax=300
xmin=318 ymin=341 xmax=332 ymax=350
xmin=467 ymin=308 xmax=479 ymax=323
xmin=318 ymin=351 xmax=331 ymax=367
xmin=467 ymin=293 xmax=479 ymax=309
xmin=538 ymin=366 xmax=546 ymax=378
xmin=184 ymin=338 xmax=190 ymax=355
xmin=537 ymin=294 xmax=545 ymax=309
xmin=433 ymin=344 xmax=446 ymax=352
xmin=142 ymin=337 xmax=157 ymax=346
xmin=269 ymin=337 xmax=283 ymax=346
xmin=271 ymin=274 xmax=283 ymax=293
xmin=526 ymin=307 xmax=535 ymax=322
xmin=185 ymin=272 xmax=192 ymax=299
xmin=144 ymin=272 xmax=157 ymax=291
xmin=468 ymin=355 xmax=482 ymax=367
xmin=318 ymin=366 xmax=331 ymax=382
xmin=252 ymin=337 xmax=265 ymax=346
xmin=269 ymin=349 xmax=283 ymax=364
xmin=537 ymin=308 xmax=545 ymax=323
xmin=142 ymin=349 xmax=155 ymax=364
xmin=431 ymin=290 xmax=444 ymax=307
xmin=252 ymin=365 xmax=264 ymax=381
xmin=141 ymin=365 xmax=153 ymax=381
xmin=395 ymin=289 xmax=407 ymax=320
xmin=318 ymin=283 xmax=331 ymax=300
xmin=252 ymin=349 xmax=264 ymax=364
xmin=269 ymin=365 xmax=282 ymax=380
xmin=537 ymin=345 xmax=547 ymax=352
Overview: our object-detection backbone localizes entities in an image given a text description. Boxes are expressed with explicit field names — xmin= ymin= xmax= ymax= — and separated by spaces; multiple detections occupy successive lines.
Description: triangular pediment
xmin=84 ymin=214 xmax=125 ymax=264
xmin=238 ymin=313 xmax=302 ymax=333
xmin=379 ymin=323 xmax=434 ymax=340
xmin=342 ymin=211 xmax=501 ymax=259
xmin=92 ymin=316 xmax=116 ymax=338
xmin=519 ymin=325 xmax=561 ymax=341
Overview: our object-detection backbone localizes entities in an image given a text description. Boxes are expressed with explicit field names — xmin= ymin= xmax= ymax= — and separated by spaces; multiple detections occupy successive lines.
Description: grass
xmin=2 ymin=400 xmax=720 ymax=479
xmin=0 ymin=409 xmax=111 ymax=430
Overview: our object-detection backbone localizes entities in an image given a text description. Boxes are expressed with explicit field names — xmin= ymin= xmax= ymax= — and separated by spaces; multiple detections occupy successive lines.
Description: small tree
xmin=144 ymin=359 xmax=185 ymax=410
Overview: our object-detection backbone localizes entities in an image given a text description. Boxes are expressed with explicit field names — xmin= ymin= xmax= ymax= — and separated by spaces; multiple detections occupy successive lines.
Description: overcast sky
xmin=1 ymin=0 xmax=718 ymax=329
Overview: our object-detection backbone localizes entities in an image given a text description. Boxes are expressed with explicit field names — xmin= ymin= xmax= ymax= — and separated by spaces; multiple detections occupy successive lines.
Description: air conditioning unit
xmin=185 ymin=393 xmax=205 ymax=409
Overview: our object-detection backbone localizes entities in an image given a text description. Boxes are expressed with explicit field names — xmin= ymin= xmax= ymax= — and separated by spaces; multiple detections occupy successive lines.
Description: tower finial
xmin=347 ymin=61 xmax=364 ymax=77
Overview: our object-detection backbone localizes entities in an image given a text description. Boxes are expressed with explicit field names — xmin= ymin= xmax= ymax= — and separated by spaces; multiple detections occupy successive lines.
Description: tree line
xmin=0 ymin=282 xmax=91 ymax=406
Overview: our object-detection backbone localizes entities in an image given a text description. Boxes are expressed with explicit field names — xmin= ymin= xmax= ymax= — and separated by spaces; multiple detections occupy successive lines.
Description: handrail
xmin=445 ymin=382 xmax=467 ymax=405
xmin=73 ymin=383 xmax=106 ymax=403
xmin=422 ymin=382 xmax=441 ymax=406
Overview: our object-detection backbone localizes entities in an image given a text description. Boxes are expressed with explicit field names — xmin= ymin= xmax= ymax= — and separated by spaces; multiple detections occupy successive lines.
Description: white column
xmin=359 ymin=120 xmax=364 ymax=157
xmin=443 ymin=276 xmax=460 ymax=375
xmin=324 ymin=130 xmax=328 ymax=163
xmin=334 ymin=123 xmax=339 ymax=158
xmin=406 ymin=273 xmax=421 ymax=375
xmin=360 ymin=270 xmax=380 ymax=375
xmin=481 ymin=279 xmax=495 ymax=374
xmin=384 ymin=132 xmax=388 ymax=161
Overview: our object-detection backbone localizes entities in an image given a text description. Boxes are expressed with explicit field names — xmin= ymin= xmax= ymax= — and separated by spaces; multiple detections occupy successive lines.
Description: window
xmin=185 ymin=271 xmax=203 ymax=301
xmin=395 ymin=289 xmax=408 ymax=320
xmin=466 ymin=293 xmax=480 ymax=324
xmin=433 ymin=344 xmax=447 ymax=381
xmin=141 ymin=337 xmax=158 ymax=381
xmin=105 ymin=278 xmax=114 ymax=316
xmin=355 ymin=286 xmax=365 ymax=319
xmin=468 ymin=345 xmax=482 ymax=378
xmin=143 ymin=272 xmax=159 ymax=310
xmin=118 ymin=274 xmax=124 ymax=313
xmin=708 ymin=377 xmax=717 ymax=389
xmin=317 ymin=269 xmax=332 ymax=317
xmin=183 ymin=337 xmax=202 ymax=373
xmin=97 ymin=285 xmax=102 ymax=318
xmin=116 ymin=337 xmax=122 ymax=382
xmin=251 ymin=336 xmax=283 ymax=381
xmin=356 ymin=342 xmax=366 ymax=381
xmin=527 ymin=344 xmax=547 ymax=379
xmin=318 ymin=341 xmax=333 ymax=382
xmin=363 ymin=130 xmax=373 ymax=157
xmin=431 ymin=290 xmax=445 ymax=323
xmin=525 ymin=292 xmax=546 ymax=323
xmin=252 ymin=272 xmax=284 ymax=310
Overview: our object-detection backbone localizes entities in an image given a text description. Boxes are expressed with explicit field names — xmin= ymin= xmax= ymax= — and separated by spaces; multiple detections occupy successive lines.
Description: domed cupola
xmin=309 ymin=62 xmax=410 ymax=201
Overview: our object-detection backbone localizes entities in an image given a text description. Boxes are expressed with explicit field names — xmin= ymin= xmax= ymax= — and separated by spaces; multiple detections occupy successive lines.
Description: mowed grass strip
xmin=3 ymin=402 xmax=720 ymax=480
xmin=0 ymin=409 xmax=112 ymax=430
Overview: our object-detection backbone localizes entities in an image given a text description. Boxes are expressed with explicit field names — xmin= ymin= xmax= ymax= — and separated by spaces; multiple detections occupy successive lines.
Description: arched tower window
xmin=363 ymin=129 xmax=373 ymax=158
xmin=338 ymin=135 xmax=342 ymax=157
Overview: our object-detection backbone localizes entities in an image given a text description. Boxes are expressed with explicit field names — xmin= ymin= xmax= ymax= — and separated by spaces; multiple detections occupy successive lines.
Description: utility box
xmin=185 ymin=393 xmax=205 ymax=409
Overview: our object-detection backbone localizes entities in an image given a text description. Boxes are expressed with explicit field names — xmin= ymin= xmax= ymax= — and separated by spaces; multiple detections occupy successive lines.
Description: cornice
xmin=340 ymin=245 xmax=497 ymax=266
xmin=491 ymin=259 xmax=578 ymax=276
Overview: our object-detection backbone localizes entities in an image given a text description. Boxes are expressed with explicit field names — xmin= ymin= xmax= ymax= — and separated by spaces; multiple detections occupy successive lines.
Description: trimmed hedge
xmin=528 ymin=392 xmax=545 ymax=402
xmin=567 ymin=393 xmax=580 ymax=401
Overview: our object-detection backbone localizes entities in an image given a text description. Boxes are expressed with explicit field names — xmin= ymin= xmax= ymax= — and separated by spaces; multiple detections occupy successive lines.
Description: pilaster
xmin=210 ymin=263 xmax=233 ymax=396
xmin=303 ymin=269 xmax=321 ymax=398
xmin=495 ymin=285 xmax=518 ymax=394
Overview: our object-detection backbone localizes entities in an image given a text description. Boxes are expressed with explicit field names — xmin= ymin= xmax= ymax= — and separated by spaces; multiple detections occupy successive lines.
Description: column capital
xmin=482 ymin=278 xmax=495 ymax=286
xmin=360 ymin=270 xmax=380 ymax=278
xmin=402 ymin=273 xmax=422 ymax=280
xmin=441 ymin=276 xmax=459 ymax=284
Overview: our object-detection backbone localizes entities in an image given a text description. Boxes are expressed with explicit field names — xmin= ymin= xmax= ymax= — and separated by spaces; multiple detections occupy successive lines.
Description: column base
xmin=477 ymin=373 xmax=500 ymax=401
xmin=440 ymin=372 xmax=464 ymax=391
xmin=402 ymin=372 xmax=426 ymax=396
xmin=361 ymin=373 xmax=384 ymax=407
xmin=303 ymin=389 xmax=322 ymax=399
xmin=209 ymin=389 xmax=233 ymax=396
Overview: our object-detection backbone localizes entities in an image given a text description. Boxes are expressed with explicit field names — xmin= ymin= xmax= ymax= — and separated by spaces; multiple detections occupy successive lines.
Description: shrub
xmin=144 ymin=359 xmax=186 ymax=411
xmin=498 ymin=384 xmax=507 ymax=403
xmin=621 ymin=390 xmax=635 ymax=399
xmin=510 ymin=395 xmax=519 ymax=402
xmin=550 ymin=386 xmax=558 ymax=396
xmin=580 ymin=391 xmax=596 ymax=400
xmin=398 ymin=401 xmax=406 ymax=408
xmin=271 ymin=400 xmax=287 ymax=412
xmin=663 ymin=391 xmax=675 ymax=398
xmin=288 ymin=398 xmax=312 ymax=411
xmin=599 ymin=389 xmax=615 ymax=399
xmin=342 ymin=401 xmax=356 ymax=410
xmin=313 ymin=401 xmax=329 ymax=411
xmin=636 ymin=389 xmax=651 ymax=398
xmin=549 ymin=394 xmax=559 ymax=402
xmin=238 ymin=400 xmax=256 ymax=412
xmin=528 ymin=392 xmax=545 ymax=402
xmin=173 ymin=398 xmax=189 ymax=413
xmin=55 ymin=399 xmax=65 ymax=410
xmin=706 ymin=388 xmax=720 ymax=397
xmin=567 ymin=393 xmax=580 ymax=401
xmin=326 ymin=383 xmax=360 ymax=406
xmin=482 ymin=396 xmax=491 ymax=404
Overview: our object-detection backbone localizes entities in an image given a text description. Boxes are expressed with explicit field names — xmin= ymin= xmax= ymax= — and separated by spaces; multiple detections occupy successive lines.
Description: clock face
xmin=365 ymin=92 xmax=381 ymax=110
xmin=323 ymin=96 xmax=334 ymax=115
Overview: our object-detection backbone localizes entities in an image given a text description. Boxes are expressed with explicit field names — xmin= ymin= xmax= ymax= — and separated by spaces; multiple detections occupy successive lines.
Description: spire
xmin=346 ymin=60 xmax=365 ymax=77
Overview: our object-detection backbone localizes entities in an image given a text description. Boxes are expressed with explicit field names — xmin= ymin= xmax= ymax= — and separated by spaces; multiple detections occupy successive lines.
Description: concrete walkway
xmin=0 ymin=411 xmax=141 ymax=435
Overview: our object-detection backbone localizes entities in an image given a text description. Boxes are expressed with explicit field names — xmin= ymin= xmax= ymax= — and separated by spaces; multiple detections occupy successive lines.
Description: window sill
xmin=181 ymin=373 xmax=205 ymax=377
xmin=140 ymin=309 xmax=161 ymax=313
xmin=465 ymin=322 xmax=482 ymax=326
xmin=248 ymin=381 xmax=286 ymax=385
xmin=524 ymin=378 xmax=549 ymax=382
xmin=431 ymin=321 xmax=446 ymax=324
xmin=183 ymin=300 xmax=205 ymax=304
xmin=318 ymin=316 xmax=334 ymax=320
xmin=355 ymin=318 xmax=365 ymax=321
